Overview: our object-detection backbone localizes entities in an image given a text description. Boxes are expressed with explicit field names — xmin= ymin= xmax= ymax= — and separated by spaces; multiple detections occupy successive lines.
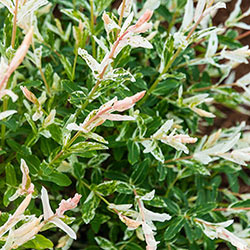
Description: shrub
xmin=0 ymin=0 xmax=249 ymax=249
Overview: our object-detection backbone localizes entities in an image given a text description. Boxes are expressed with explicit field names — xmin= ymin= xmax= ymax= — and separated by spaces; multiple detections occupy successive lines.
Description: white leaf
xmin=78 ymin=48 xmax=100 ymax=75
xmin=51 ymin=217 xmax=76 ymax=239
xmin=161 ymin=137 xmax=189 ymax=154
xmin=118 ymin=0 xmax=133 ymax=18
xmin=194 ymin=0 xmax=206 ymax=22
xmin=153 ymin=120 xmax=173 ymax=138
xmin=102 ymin=12 xmax=120 ymax=34
xmin=203 ymin=2 xmax=226 ymax=17
xmin=142 ymin=222 xmax=159 ymax=249
xmin=236 ymin=72 xmax=250 ymax=86
xmin=141 ymin=139 xmax=157 ymax=153
xmin=205 ymin=32 xmax=218 ymax=58
xmin=144 ymin=208 xmax=171 ymax=222
xmin=41 ymin=187 xmax=54 ymax=220
xmin=191 ymin=107 xmax=216 ymax=118
xmin=193 ymin=151 xmax=213 ymax=164
xmin=181 ymin=0 xmax=194 ymax=31
xmin=141 ymin=190 xmax=155 ymax=201
xmin=44 ymin=109 xmax=56 ymax=127
xmin=17 ymin=0 xmax=49 ymax=24
xmin=0 ymin=194 xmax=32 ymax=238
xmin=93 ymin=36 xmax=109 ymax=53
xmin=0 ymin=0 xmax=14 ymax=14
xmin=0 ymin=110 xmax=17 ymax=120
xmin=226 ymin=0 xmax=242 ymax=23
xmin=108 ymin=203 xmax=133 ymax=211
xmin=0 ymin=90 xmax=18 ymax=102
xmin=218 ymin=228 xmax=250 ymax=250
xmin=121 ymin=12 xmax=134 ymax=34
xmin=233 ymin=22 xmax=250 ymax=30
xmin=32 ymin=109 xmax=43 ymax=121
xmin=195 ymin=27 xmax=224 ymax=41
xmin=221 ymin=46 xmax=250 ymax=64
xmin=66 ymin=123 xmax=87 ymax=132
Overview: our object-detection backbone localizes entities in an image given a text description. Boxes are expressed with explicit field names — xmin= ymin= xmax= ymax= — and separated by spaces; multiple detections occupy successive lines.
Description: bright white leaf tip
xmin=0 ymin=110 xmax=17 ymax=120
xmin=180 ymin=0 xmax=194 ymax=31
xmin=141 ymin=190 xmax=155 ymax=201
xmin=0 ymin=89 xmax=18 ymax=102
xmin=66 ymin=123 xmax=87 ymax=132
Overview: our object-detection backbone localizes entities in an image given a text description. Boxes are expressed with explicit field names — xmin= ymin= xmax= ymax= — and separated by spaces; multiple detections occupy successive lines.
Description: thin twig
xmin=164 ymin=155 xmax=193 ymax=164
xmin=118 ymin=0 xmax=126 ymax=27
xmin=213 ymin=207 xmax=250 ymax=211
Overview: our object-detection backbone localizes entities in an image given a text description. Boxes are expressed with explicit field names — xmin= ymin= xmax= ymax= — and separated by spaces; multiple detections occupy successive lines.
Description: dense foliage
xmin=0 ymin=0 xmax=249 ymax=249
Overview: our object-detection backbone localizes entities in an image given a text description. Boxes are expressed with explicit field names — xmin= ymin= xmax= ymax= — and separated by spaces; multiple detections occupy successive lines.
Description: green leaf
xmin=5 ymin=164 xmax=17 ymax=186
xmin=152 ymin=79 xmax=181 ymax=96
xmin=24 ymin=113 xmax=38 ymax=134
xmin=22 ymin=234 xmax=54 ymax=249
xmin=95 ymin=0 xmax=113 ymax=14
xmin=95 ymin=181 xmax=117 ymax=196
xmin=184 ymin=221 xmax=194 ymax=243
xmin=95 ymin=236 xmax=118 ymax=250
xmin=82 ymin=191 xmax=100 ymax=224
xmin=188 ymin=203 xmax=216 ymax=216
xmin=115 ymin=181 xmax=133 ymax=194
xmin=117 ymin=242 xmax=143 ymax=250
xmin=127 ymin=139 xmax=140 ymax=165
xmin=62 ymin=79 xmax=82 ymax=93
xmin=17 ymin=155 xmax=40 ymax=174
xmin=41 ymin=171 xmax=72 ymax=186
xmin=69 ymin=141 xmax=108 ymax=154
xmin=164 ymin=216 xmax=185 ymax=241
xmin=48 ymin=124 xmax=62 ymax=144
xmin=60 ymin=55 xmax=73 ymax=80
xmin=3 ymin=187 xmax=15 ymax=207
xmin=231 ymin=199 xmax=250 ymax=208
xmin=91 ymin=214 xmax=110 ymax=234
xmin=45 ymin=63 xmax=53 ymax=87
xmin=130 ymin=158 xmax=150 ymax=185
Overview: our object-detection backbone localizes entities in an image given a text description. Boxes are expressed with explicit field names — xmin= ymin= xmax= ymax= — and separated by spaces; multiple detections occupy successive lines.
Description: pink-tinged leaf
xmin=0 ymin=27 xmax=33 ymax=90
xmin=56 ymin=193 xmax=81 ymax=217
xmin=142 ymin=222 xmax=158 ymax=250
xmin=113 ymin=91 xmax=146 ymax=112
xmin=99 ymin=113 xmax=135 ymax=121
